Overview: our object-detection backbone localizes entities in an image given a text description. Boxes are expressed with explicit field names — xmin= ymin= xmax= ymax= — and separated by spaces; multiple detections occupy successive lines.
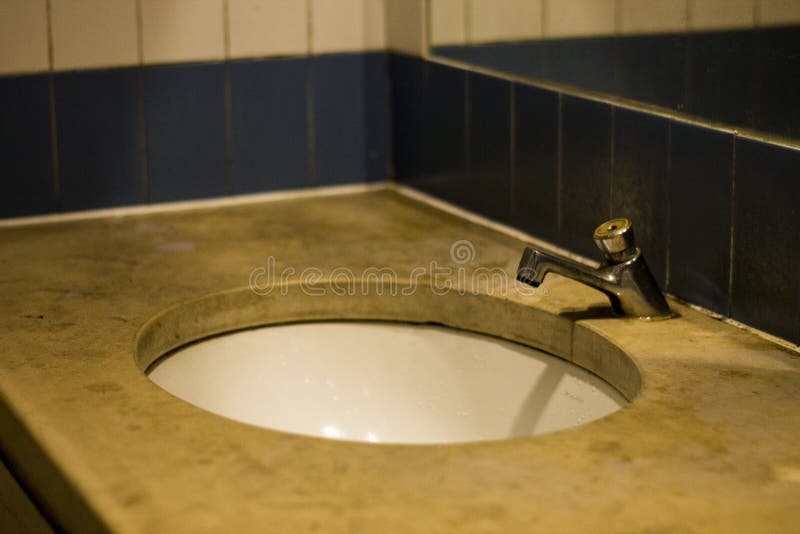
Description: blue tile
xmin=55 ymin=68 xmax=143 ymax=211
xmin=364 ymin=52 xmax=390 ymax=182
xmin=464 ymin=72 xmax=512 ymax=223
xmin=230 ymin=57 xmax=309 ymax=193
xmin=560 ymin=96 xmax=613 ymax=258
xmin=731 ymin=139 xmax=800 ymax=343
xmin=513 ymin=83 xmax=559 ymax=244
xmin=313 ymin=53 xmax=368 ymax=185
xmin=0 ymin=74 xmax=54 ymax=218
xmin=389 ymin=54 xmax=424 ymax=182
xmin=414 ymin=61 xmax=466 ymax=202
xmin=144 ymin=63 xmax=227 ymax=202
xmin=612 ymin=107 xmax=669 ymax=288
xmin=668 ymin=122 xmax=733 ymax=315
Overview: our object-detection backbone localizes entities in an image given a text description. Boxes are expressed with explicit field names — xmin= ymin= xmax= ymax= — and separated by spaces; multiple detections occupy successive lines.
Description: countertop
xmin=1 ymin=186 xmax=799 ymax=533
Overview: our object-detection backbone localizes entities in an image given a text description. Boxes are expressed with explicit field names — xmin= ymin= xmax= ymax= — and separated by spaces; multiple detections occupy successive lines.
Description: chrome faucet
xmin=516 ymin=218 xmax=673 ymax=319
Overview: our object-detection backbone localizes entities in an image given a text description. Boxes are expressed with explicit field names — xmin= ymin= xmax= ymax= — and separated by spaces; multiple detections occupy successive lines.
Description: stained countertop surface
xmin=1 ymin=186 xmax=799 ymax=533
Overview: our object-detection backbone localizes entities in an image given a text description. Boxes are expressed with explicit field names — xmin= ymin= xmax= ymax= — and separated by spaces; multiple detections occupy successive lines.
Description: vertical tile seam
xmin=45 ymin=0 xmax=60 ymax=211
xmin=727 ymin=134 xmax=737 ymax=317
xmin=305 ymin=0 xmax=317 ymax=186
xmin=664 ymin=122 xmax=673 ymax=290
xmin=609 ymin=105 xmax=616 ymax=218
xmin=556 ymin=93 xmax=563 ymax=232
xmin=135 ymin=0 xmax=149 ymax=203
xmin=540 ymin=0 xmax=548 ymax=38
xmin=464 ymin=0 xmax=472 ymax=44
xmin=464 ymin=70 xmax=471 ymax=178
xmin=509 ymin=83 xmax=516 ymax=218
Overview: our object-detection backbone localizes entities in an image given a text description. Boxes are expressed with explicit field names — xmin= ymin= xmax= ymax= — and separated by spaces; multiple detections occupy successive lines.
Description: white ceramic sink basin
xmin=148 ymin=321 xmax=626 ymax=444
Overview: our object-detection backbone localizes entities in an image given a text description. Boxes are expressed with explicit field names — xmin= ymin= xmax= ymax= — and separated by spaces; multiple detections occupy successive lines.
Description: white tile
xmin=689 ymin=0 xmax=754 ymax=31
xmin=618 ymin=0 xmax=688 ymax=34
xmin=0 ymin=0 xmax=49 ymax=74
xmin=544 ymin=0 xmax=616 ymax=39
xmin=312 ymin=0 xmax=366 ymax=53
xmin=759 ymin=0 xmax=800 ymax=26
xmin=228 ymin=0 xmax=307 ymax=58
xmin=430 ymin=0 xmax=466 ymax=45
xmin=364 ymin=0 xmax=387 ymax=50
xmin=386 ymin=0 xmax=424 ymax=54
xmin=141 ymin=0 xmax=225 ymax=64
xmin=470 ymin=0 xmax=542 ymax=43
xmin=51 ymin=0 xmax=138 ymax=70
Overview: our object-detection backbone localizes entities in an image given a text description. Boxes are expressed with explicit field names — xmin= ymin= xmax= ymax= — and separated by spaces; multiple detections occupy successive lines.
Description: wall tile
xmin=464 ymin=72 xmax=512 ymax=223
xmin=389 ymin=54 xmax=425 ymax=181
xmin=385 ymin=0 xmax=424 ymax=54
xmin=141 ymin=0 xmax=224 ymax=64
xmin=430 ymin=0 xmax=466 ymax=46
xmin=732 ymin=139 xmax=800 ymax=343
xmin=313 ymin=54 xmax=367 ymax=185
xmin=611 ymin=108 xmax=669 ymax=288
xmin=0 ymin=75 xmax=54 ymax=217
xmin=144 ymin=63 xmax=227 ymax=201
xmin=615 ymin=35 xmax=687 ymax=115
xmin=0 ymin=0 xmax=49 ymax=75
xmin=470 ymin=0 xmax=543 ymax=43
xmin=364 ymin=53 xmax=390 ymax=182
xmin=688 ymin=31 xmax=759 ymax=131
xmin=544 ymin=0 xmax=616 ymax=39
xmin=512 ymin=83 xmax=559 ymax=244
xmin=618 ymin=0 xmax=688 ymax=34
xmin=689 ymin=0 xmax=755 ymax=31
xmin=312 ymin=0 xmax=366 ymax=53
xmin=756 ymin=27 xmax=800 ymax=139
xmin=51 ymin=0 xmax=138 ymax=71
xmin=416 ymin=61 xmax=467 ymax=201
xmin=668 ymin=122 xmax=733 ymax=315
xmin=545 ymin=37 xmax=617 ymax=95
xmin=230 ymin=58 xmax=309 ymax=193
xmin=55 ymin=69 xmax=143 ymax=211
xmin=759 ymin=0 xmax=800 ymax=26
xmin=227 ymin=0 xmax=307 ymax=59
xmin=560 ymin=96 xmax=612 ymax=258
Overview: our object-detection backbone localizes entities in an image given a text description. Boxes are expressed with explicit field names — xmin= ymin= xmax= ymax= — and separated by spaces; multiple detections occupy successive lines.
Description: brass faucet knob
xmin=593 ymin=218 xmax=636 ymax=263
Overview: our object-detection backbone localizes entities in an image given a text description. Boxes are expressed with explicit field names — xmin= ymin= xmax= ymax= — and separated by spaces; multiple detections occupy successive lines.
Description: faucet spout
xmin=516 ymin=218 xmax=673 ymax=319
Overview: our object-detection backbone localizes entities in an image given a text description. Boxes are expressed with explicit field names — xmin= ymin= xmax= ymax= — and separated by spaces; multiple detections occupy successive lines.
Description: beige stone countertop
xmin=1 ymin=186 xmax=799 ymax=533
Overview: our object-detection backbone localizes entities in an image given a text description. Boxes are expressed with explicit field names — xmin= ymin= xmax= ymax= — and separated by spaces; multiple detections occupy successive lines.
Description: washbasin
xmin=147 ymin=320 xmax=626 ymax=444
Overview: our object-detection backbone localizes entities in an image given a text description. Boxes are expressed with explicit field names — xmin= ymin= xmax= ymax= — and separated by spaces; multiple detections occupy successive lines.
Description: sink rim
xmin=135 ymin=279 xmax=643 ymax=408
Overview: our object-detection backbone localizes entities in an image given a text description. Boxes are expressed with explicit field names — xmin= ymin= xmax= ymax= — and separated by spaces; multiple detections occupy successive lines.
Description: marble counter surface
xmin=1 ymin=186 xmax=798 ymax=533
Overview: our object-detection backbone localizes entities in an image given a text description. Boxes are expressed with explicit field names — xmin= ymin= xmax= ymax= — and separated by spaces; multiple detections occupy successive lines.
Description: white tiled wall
xmin=426 ymin=0 xmax=800 ymax=47
xmin=0 ymin=0 xmax=389 ymax=75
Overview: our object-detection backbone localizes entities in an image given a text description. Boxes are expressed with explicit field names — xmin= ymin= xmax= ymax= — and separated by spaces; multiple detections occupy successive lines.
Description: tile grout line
xmin=556 ymin=93 xmax=563 ymax=233
xmin=727 ymin=135 xmax=738 ymax=318
xmin=508 ymin=83 xmax=516 ymax=218
xmin=464 ymin=70 xmax=472 ymax=178
xmin=44 ymin=0 xmax=60 ymax=211
xmin=664 ymin=122 xmax=673 ymax=291
xmin=609 ymin=105 xmax=616 ymax=219
xmin=305 ymin=0 xmax=317 ymax=187
xmin=135 ymin=0 xmax=149 ymax=203
xmin=222 ymin=0 xmax=235 ymax=194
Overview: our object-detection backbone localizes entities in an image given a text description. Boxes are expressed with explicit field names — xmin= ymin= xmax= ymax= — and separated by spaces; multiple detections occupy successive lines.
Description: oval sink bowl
xmin=148 ymin=321 xmax=626 ymax=444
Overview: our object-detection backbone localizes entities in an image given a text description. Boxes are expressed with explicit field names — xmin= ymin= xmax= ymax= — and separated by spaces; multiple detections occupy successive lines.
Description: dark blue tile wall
xmin=144 ymin=63 xmax=228 ymax=202
xmin=0 ymin=74 xmax=54 ymax=217
xmin=313 ymin=53 xmax=369 ymax=185
xmin=364 ymin=53 xmax=390 ymax=183
xmin=668 ymin=122 xmax=733 ymax=315
xmin=560 ymin=96 xmax=613 ymax=258
xmin=612 ymin=107 xmax=669 ymax=287
xmin=465 ymin=72 xmax=511 ymax=223
xmin=55 ymin=68 xmax=143 ymax=211
xmin=732 ymin=139 xmax=800 ymax=343
xmin=389 ymin=54 xmax=424 ymax=182
xmin=512 ymin=83 xmax=558 ymax=244
xmin=230 ymin=57 xmax=309 ymax=193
